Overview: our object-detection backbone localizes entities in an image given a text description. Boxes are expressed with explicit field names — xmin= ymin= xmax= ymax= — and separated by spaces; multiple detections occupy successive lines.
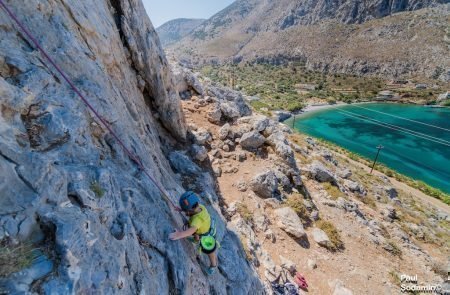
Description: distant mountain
xmin=156 ymin=18 xmax=205 ymax=47
xmin=169 ymin=0 xmax=450 ymax=81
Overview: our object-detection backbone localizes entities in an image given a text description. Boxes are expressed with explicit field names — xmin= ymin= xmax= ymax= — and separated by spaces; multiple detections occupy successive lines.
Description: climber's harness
xmin=185 ymin=218 xmax=218 ymax=253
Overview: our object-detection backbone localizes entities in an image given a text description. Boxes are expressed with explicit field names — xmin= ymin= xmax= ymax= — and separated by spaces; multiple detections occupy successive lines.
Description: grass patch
xmin=90 ymin=181 xmax=105 ymax=198
xmin=360 ymin=196 xmax=377 ymax=209
xmin=316 ymin=220 xmax=344 ymax=251
xmin=388 ymin=270 xmax=401 ymax=286
xmin=236 ymin=203 xmax=253 ymax=223
xmin=322 ymin=182 xmax=346 ymax=200
xmin=284 ymin=193 xmax=310 ymax=223
xmin=385 ymin=240 xmax=402 ymax=257
xmin=0 ymin=239 xmax=38 ymax=277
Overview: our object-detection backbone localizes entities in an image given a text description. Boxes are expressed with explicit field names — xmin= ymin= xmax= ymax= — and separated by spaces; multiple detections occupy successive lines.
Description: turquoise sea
xmin=290 ymin=103 xmax=450 ymax=194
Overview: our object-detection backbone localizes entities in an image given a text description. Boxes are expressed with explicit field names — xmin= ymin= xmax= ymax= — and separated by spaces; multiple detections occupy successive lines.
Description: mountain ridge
xmin=156 ymin=18 xmax=205 ymax=47
xmin=168 ymin=0 xmax=450 ymax=81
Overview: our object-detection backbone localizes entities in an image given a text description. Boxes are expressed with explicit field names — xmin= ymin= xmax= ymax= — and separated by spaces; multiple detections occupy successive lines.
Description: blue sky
xmin=142 ymin=0 xmax=235 ymax=28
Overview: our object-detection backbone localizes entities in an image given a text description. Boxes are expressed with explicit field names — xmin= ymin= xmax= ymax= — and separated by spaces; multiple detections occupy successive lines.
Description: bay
xmin=291 ymin=103 xmax=450 ymax=194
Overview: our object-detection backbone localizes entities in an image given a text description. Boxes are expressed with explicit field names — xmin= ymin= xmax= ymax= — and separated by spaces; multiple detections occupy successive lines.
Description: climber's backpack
xmin=269 ymin=269 xmax=300 ymax=295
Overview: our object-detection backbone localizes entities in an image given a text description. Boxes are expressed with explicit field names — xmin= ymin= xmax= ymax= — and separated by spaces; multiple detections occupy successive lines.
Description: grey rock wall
xmin=0 ymin=0 xmax=262 ymax=294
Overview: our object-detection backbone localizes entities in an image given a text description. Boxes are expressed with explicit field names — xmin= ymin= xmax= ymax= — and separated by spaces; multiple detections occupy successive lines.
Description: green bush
xmin=286 ymin=101 xmax=305 ymax=112
xmin=316 ymin=220 xmax=344 ymax=251
xmin=322 ymin=182 xmax=346 ymax=200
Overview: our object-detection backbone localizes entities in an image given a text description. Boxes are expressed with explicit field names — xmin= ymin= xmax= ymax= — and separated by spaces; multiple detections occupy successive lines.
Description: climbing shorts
xmin=200 ymin=235 xmax=217 ymax=254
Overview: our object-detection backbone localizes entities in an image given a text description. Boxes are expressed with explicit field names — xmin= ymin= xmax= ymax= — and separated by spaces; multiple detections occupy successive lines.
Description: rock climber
xmin=169 ymin=191 xmax=218 ymax=275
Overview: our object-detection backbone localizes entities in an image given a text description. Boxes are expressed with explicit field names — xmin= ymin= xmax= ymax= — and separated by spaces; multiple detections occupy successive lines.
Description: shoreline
xmin=284 ymin=104 xmax=450 ymax=203
xmin=291 ymin=100 xmax=443 ymax=117
xmin=297 ymin=101 xmax=379 ymax=115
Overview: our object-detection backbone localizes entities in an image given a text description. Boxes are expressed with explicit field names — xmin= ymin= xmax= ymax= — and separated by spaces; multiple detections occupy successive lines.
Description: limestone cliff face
xmin=0 ymin=0 xmax=262 ymax=294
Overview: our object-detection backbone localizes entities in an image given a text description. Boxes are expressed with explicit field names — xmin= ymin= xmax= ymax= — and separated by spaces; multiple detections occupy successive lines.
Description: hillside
xmin=157 ymin=18 xmax=205 ymax=47
xmin=169 ymin=0 xmax=450 ymax=81
xmin=174 ymin=64 xmax=450 ymax=294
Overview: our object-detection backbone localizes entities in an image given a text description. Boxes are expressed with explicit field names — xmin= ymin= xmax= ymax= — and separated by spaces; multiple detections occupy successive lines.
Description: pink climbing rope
xmin=0 ymin=0 xmax=184 ymax=219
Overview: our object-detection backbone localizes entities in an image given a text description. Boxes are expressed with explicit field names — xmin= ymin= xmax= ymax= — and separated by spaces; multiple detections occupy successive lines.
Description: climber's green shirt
xmin=189 ymin=205 xmax=211 ymax=235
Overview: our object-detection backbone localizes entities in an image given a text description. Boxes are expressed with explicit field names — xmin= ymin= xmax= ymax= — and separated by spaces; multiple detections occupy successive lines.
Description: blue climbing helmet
xmin=179 ymin=191 xmax=200 ymax=211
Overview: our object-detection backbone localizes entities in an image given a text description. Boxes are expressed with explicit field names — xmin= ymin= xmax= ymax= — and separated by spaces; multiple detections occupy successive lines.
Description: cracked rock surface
xmin=0 ymin=1 xmax=262 ymax=294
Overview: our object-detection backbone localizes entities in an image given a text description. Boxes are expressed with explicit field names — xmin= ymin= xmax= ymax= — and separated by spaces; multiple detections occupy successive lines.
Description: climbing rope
xmin=0 ymin=0 xmax=186 ymax=222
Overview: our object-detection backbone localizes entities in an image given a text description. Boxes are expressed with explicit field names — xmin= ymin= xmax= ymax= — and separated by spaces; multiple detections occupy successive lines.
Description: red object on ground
xmin=294 ymin=272 xmax=308 ymax=290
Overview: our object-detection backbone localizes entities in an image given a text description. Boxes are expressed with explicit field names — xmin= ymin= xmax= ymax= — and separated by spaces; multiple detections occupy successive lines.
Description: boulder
xmin=343 ymin=179 xmax=365 ymax=195
xmin=191 ymin=144 xmax=208 ymax=162
xmin=219 ymin=123 xmax=231 ymax=140
xmin=207 ymin=104 xmax=222 ymax=124
xmin=274 ymin=170 xmax=292 ymax=192
xmin=307 ymin=161 xmax=336 ymax=183
xmin=240 ymin=131 xmax=266 ymax=150
xmin=183 ymin=70 xmax=204 ymax=95
xmin=250 ymin=171 xmax=279 ymax=199
xmin=267 ymin=132 xmax=296 ymax=167
xmin=250 ymin=115 xmax=270 ymax=132
xmin=312 ymin=228 xmax=332 ymax=248
xmin=192 ymin=128 xmax=212 ymax=145
xmin=274 ymin=207 xmax=306 ymax=239
xmin=222 ymin=144 xmax=230 ymax=152
xmin=337 ymin=169 xmax=352 ymax=179
xmin=310 ymin=210 xmax=320 ymax=221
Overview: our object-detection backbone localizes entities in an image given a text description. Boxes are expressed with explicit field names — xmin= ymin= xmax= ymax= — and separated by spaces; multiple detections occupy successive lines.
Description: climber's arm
xmin=169 ymin=226 xmax=197 ymax=240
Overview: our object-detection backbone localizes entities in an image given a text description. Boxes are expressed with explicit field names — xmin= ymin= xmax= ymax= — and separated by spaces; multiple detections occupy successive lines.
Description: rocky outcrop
xmin=240 ymin=131 xmax=266 ymax=150
xmin=306 ymin=161 xmax=337 ymax=183
xmin=274 ymin=207 xmax=307 ymax=239
xmin=312 ymin=228 xmax=332 ymax=249
xmin=206 ymin=86 xmax=252 ymax=121
xmin=0 ymin=1 xmax=262 ymax=294
xmin=277 ymin=0 xmax=447 ymax=27
xmin=250 ymin=170 xmax=279 ymax=199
